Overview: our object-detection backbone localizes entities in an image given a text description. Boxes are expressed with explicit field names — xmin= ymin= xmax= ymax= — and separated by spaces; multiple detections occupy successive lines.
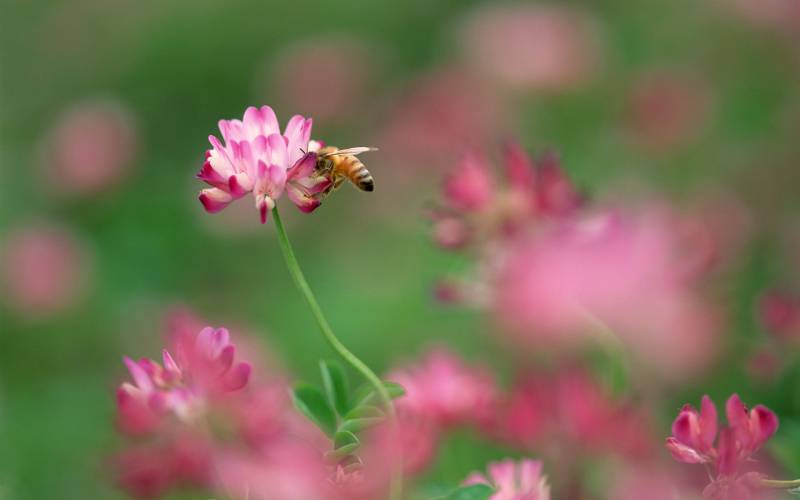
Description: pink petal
xmin=463 ymin=472 xmax=490 ymax=486
xmin=287 ymin=152 xmax=318 ymax=180
xmin=222 ymin=362 xmax=251 ymax=391
xmin=124 ymin=356 xmax=154 ymax=392
xmin=665 ymin=437 xmax=706 ymax=464
xmin=504 ymin=141 xmax=536 ymax=191
xmin=750 ymin=405 xmax=778 ymax=451
xmin=243 ymin=106 xmax=266 ymax=137
xmin=259 ymin=105 xmax=279 ymax=134
xmin=199 ymin=188 xmax=233 ymax=213
xmin=699 ymin=395 xmax=718 ymax=452
xmin=444 ymin=152 xmax=493 ymax=211
xmin=726 ymin=394 xmax=752 ymax=450
xmin=256 ymin=195 xmax=273 ymax=224
xmin=671 ymin=409 xmax=700 ymax=449
xmin=196 ymin=159 xmax=228 ymax=189
xmin=516 ymin=459 xmax=543 ymax=492
xmin=267 ymin=133 xmax=288 ymax=168
xmin=716 ymin=428 xmax=739 ymax=475
xmin=286 ymin=184 xmax=322 ymax=213
xmin=216 ymin=344 xmax=235 ymax=375
xmin=162 ymin=350 xmax=180 ymax=372
xmin=228 ymin=174 xmax=252 ymax=198
xmin=208 ymin=135 xmax=233 ymax=164
xmin=487 ymin=459 xmax=516 ymax=492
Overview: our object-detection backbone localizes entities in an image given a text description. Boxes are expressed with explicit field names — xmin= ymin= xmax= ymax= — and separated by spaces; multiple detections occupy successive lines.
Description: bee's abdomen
xmin=344 ymin=157 xmax=374 ymax=192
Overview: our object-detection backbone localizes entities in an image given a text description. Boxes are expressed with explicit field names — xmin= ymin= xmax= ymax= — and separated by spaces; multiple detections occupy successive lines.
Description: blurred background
xmin=1 ymin=0 xmax=800 ymax=498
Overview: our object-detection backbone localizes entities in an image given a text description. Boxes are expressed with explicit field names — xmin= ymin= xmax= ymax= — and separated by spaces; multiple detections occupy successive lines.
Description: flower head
xmin=464 ymin=458 xmax=550 ymax=500
xmin=197 ymin=106 xmax=331 ymax=222
xmin=117 ymin=326 xmax=251 ymax=433
xmin=666 ymin=394 xmax=778 ymax=480
xmin=431 ymin=143 xmax=582 ymax=252
xmin=388 ymin=347 xmax=497 ymax=427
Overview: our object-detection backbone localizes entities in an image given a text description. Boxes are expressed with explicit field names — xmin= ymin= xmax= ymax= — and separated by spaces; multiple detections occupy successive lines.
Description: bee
xmin=313 ymin=145 xmax=377 ymax=198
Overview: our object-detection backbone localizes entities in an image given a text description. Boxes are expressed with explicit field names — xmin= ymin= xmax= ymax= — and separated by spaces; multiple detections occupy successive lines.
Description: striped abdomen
xmin=334 ymin=155 xmax=374 ymax=192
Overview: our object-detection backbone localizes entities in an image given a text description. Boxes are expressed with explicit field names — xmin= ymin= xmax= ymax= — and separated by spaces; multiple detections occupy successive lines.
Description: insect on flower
xmin=309 ymin=141 xmax=378 ymax=200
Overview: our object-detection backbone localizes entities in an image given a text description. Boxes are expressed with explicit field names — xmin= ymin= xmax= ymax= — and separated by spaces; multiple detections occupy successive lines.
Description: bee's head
xmin=315 ymin=155 xmax=333 ymax=173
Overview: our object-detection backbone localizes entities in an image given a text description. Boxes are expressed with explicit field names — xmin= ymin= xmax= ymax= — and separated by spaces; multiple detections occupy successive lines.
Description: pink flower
xmin=388 ymin=347 xmax=497 ymax=427
xmin=214 ymin=443 xmax=337 ymax=500
xmin=117 ymin=326 xmax=251 ymax=431
xmin=432 ymin=144 xmax=582 ymax=252
xmin=485 ymin=368 xmax=655 ymax=459
xmin=666 ymin=394 xmax=778 ymax=479
xmin=197 ymin=106 xmax=330 ymax=222
xmin=267 ymin=37 xmax=375 ymax=122
xmin=626 ymin=70 xmax=711 ymax=151
xmin=464 ymin=458 xmax=550 ymax=500
xmin=1 ymin=224 xmax=92 ymax=318
xmin=379 ymin=69 xmax=505 ymax=169
xmin=457 ymin=4 xmax=601 ymax=91
xmin=443 ymin=152 xmax=494 ymax=212
xmin=114 ymin=436 xmax=212 ymax=498
xmin=492 ymin=209 xmax=719 ymax=377
xmin=758 ymin=289 xmax=800 ymax=341
xmin=39 ymin=99 xmax=139 ymax=196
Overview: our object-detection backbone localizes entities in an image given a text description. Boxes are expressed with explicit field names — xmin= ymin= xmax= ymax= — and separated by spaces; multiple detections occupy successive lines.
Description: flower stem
xmin=270 ymin=206 xmax=402 ymax=498
xmin=758 ymin=478 xmax=800 ymax=489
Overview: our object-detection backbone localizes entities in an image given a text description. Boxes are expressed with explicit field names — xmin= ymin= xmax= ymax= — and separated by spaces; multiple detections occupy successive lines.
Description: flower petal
xmin=287 ymin=152 xmax=318 ymax=180
xmin=750 ymin=405 xmax=778 ymax=451
xmin=199 ymin=188 xmax=233 ymax=213
xmin=222 ymin=362 xmax=251 ymax=391
xmin=665 ymin=437 xmax=706 ymax=464
xmin=124 ymin=356 xmax=154 ymax=392
xmin=699 ymin=395 xmax=718 ymax=452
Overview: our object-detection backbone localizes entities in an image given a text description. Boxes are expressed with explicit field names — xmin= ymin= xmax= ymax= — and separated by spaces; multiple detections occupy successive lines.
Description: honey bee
xmin=313 ymin=145 xmax=377 ymax=198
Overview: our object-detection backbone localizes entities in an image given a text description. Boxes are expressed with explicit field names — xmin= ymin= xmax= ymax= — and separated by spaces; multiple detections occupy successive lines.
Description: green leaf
xmin=291 ymin=383 xmax=337 ymax=437
xmin=353 ymin=381 xmax=406 ymax=407
xmin=323 ymin=430 xmax=360 ymax=460
xmin=320 ymin=360 xmax=350 ymax=416
xmin=438 ymin=484 xmax=495 ymax=500
xmin=343 ymin=405 xmax=384 ymax=421
xmin=338 ymin=417 xmax=384 ymax=433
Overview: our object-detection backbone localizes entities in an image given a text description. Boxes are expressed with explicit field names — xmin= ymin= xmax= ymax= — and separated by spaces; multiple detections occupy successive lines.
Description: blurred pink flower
xmin=380 ymin=69 xmax=504 ymax=169
xmin=464 ymin=458 xmax=550 ymax=500
xmin=115 ymin=436 xmax=212 ymax=499
xmin=626 ymin=70 xmax=711 ymax=151
xmin=40 ymin=99 xmax=139 ymax=196
xmin=431 ymin=144 xmax=582 ymax=253
xmin=113 ymin=314 xmax=317 ymax=498
xmin=611 ymin=463 xmax=701 ymax=500
xmin=457 ymin=4 xmax=601 ymax=91
xmin=666 ymin=394 xmax=778 ymax=479
xmin=214 ymin=442 xmax=336 ymax=500
xmin=388 ymin=347 xmax=497 ymax=428
xmin=723 ymin=0 xmax=800 ymax=37
xmin=197 ymin=106 xmax=330 ymax=222
xmin=486 ymin=368 xmax=655 ymax=459
xmin=758 ymin=289 xmax=800 ymax=341
xmin=268 ymin=37 xmax=375 ymax=123
xmin=117 ymin=326 xmax=251 ymax=433
xmin=492 ymin=209 xmax=720 ymax=377
xmin=1 ymin=224 xmax=91 ymax=318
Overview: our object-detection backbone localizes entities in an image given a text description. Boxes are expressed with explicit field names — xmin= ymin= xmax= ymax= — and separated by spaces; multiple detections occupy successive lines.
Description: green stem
xmin=270 ymin=206 xmax=401 ymax=498
xmin=758 ymin=478 xmax=800 ymax=489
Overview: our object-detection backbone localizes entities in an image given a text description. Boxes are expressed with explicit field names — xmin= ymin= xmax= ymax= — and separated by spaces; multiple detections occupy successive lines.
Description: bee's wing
xmin=321 ymin=146 xmax=378 ymax=158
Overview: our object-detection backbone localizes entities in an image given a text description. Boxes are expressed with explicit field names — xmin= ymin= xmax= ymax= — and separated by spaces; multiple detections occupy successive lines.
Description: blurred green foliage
xmin=1 ymin=0 xmax=800 ymax=498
